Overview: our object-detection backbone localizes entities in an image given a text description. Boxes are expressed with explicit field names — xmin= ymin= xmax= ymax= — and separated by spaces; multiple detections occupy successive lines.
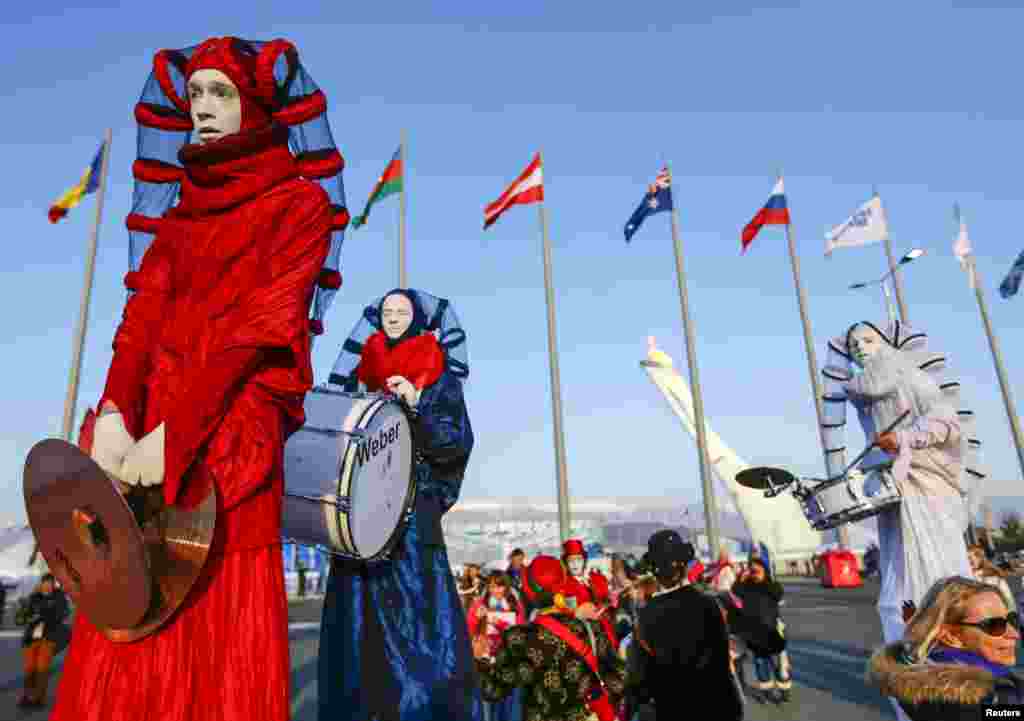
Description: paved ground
xmin=2 ymin=577 xmax=1020 ymax=719
xmin=743 ymin=577 xmax=893 ymax=721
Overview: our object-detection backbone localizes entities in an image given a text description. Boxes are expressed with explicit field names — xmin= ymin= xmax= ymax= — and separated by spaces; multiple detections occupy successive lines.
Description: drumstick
xmin=831 ymin=409 xmax=911 ymax=482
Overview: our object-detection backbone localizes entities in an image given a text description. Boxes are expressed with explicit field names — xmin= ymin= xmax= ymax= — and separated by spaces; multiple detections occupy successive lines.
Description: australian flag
xmin=999 ymin=248 xmax=1024 ymax=299
xmin=624 ymin=167 xmax=673 ymax=242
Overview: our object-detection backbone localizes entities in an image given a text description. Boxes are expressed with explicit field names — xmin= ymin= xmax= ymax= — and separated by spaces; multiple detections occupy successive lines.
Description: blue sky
xmin=2 ymin=1 xmax=1022 ymax=528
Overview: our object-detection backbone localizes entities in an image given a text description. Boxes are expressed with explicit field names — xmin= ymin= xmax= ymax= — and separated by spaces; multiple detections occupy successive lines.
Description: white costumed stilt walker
xmin=819 ymin=320 xmax=984 ymax=645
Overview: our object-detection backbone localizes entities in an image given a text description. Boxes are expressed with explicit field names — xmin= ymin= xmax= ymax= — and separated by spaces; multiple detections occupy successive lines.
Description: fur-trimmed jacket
xmin=868 ymin=642 xmax=1024 ymax=720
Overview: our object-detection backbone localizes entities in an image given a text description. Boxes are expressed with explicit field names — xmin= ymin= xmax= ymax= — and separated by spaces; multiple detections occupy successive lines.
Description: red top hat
xmin=562 ymin=539 xmax=585 ymax=558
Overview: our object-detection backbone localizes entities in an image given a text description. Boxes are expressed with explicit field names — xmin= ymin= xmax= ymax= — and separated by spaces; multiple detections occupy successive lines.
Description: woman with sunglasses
xmin=869 ymin=575 xmax=1024 ymax=720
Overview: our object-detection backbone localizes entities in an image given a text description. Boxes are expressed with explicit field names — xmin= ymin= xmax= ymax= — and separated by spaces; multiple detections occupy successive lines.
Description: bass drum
xmin=282 ymin=388 xmax=416 ymax=562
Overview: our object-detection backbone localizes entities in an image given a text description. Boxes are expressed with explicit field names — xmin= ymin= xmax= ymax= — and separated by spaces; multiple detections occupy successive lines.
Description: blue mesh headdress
xmin=126 ymin=37 xmax=348 ymax=334
xmin=820 ymin=319 xmax=985 ymax=501
xmin=328 ymin=289 xmax=469 ymax=389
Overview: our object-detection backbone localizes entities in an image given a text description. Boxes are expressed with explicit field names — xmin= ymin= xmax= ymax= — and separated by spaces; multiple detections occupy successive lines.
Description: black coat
xmin=20 ymin=590 xmax=70 ymax=649
xmin=731 ymin=579 xmax=785 ymax=656
xmin=628 ymin=586 xmax=743 ymax=721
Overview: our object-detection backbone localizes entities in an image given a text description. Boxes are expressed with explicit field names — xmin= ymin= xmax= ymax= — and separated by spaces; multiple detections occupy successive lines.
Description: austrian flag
xmin=741 ymin=177 xmax=790 ymax=252
xmin=484 ymin=153 xmax=544 ymax=229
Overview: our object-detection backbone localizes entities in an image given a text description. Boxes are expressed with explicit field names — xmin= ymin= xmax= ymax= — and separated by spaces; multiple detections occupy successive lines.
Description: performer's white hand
xmin=386 ymin=376 xmax=421 ymax=407
xmin=120 ymin=423 xmax=165 ymax=487
xmin=91 ymin=409 xmax=135 ymax=478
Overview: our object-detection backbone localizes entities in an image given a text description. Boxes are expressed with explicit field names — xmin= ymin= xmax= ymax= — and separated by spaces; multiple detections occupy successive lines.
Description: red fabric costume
xmin=50 ymin=38 xmax=334 ymax=721
xmin=561 ymin=539 xmax=593 ymax=607
xmin=356 ymin=331 xmax=444 ymax=392
xmin=562 ymin=574 xmax=593 ymax=606
xmin=587 ymin=572 xmax=619 ymax=651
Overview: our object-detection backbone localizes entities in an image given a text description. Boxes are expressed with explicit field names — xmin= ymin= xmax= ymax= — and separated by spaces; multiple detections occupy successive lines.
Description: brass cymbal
xmin=24 ymin=439 xmax=151 ymax=630
xmin=735 ymin=466 xmax=797 ymax=491
xmin=24 ymin=439 xmax=217 ymax=642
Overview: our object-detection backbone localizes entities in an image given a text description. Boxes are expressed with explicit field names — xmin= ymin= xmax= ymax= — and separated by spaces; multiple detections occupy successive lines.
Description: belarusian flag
xmin=352 ymin=147 xmax=402 ymax=228
xmin=484 ymin=153 xmax=543 ymax=229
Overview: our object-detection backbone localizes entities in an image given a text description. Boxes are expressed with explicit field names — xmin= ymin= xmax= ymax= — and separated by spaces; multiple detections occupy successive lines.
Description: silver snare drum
xmin=282 ymin=388 xmax=416 ymax=561
xmin=799 ymin=466 xmax=901 ymax=531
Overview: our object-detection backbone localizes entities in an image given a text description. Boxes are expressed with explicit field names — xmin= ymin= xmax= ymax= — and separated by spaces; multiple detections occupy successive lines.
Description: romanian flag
xmin=351 ymin=147 xmax=403 ymax=229
xmin=48 ymin=140 xmax=106 ymax=223
xmin=741 ymin=177 xmax=790 ymax=252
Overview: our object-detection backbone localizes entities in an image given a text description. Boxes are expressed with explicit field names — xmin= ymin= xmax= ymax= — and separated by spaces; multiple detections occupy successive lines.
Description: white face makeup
xmin=188 ymin=69 xmax=242 ymax=144
xmin=381 ymin=294 xmax=414 ymax=340
xmin=848 ymin=325 xmax=885 ymax=367
xmin=567 ymin=556 xmax=585 ymax=577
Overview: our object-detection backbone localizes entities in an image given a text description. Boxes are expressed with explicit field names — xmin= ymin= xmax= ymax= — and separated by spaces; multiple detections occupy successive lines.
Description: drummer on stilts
xmin=820 ymin=319 xmax=982 ymax=719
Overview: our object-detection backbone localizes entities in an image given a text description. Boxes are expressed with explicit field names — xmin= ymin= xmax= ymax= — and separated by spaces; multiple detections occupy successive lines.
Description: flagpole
xmin=968 ymin=258 xmax=1024 ymax=479
xmin=881 ymin=279 xmax=898 ymax=326
xmin=61 ymin=128 xmax=112 ymax=442
xmin=536 ymin=152 xmax=572 ymax=542
xmin=398 ymin=129 xmax=407 ymax=288
xmin=877 ymin=191 xmax=910 ymax=324
xmin=665 ymin=162 xmax=720 ymax=557
xmin=782 ymin=182 xmax=849 ymax=549
xmin=35 ymin=129 xmax=113 ymax=567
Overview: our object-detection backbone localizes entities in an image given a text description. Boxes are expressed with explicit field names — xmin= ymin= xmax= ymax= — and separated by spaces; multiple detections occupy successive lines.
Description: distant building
xmin=440 ymin=497 xmax=757 ymax=566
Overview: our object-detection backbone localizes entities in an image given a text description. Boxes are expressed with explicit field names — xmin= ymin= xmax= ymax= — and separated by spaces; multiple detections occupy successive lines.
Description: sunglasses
xmin=954 ymin=612 xmax=1020 ymax=637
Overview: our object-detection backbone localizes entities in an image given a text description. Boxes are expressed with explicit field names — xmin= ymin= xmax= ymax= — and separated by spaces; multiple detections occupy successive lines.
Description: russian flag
xmin=741 ymin=177 xmax=790 ymax=252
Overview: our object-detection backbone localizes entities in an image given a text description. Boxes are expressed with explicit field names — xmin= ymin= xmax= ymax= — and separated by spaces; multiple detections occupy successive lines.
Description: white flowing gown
xmin=844 ymin=350 xmax=974 ymax=644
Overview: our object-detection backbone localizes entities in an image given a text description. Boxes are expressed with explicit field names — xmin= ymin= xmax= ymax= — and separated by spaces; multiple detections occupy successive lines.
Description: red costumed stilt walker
xmin=51 ymin=37 xmax=347 ymax=721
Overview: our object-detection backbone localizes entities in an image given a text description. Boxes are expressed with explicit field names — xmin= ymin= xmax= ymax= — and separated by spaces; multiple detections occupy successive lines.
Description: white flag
xmin=953 ymin=204 xmax=976 ymax=289
xmin=825 ymin=195 xmax=888 ymax=255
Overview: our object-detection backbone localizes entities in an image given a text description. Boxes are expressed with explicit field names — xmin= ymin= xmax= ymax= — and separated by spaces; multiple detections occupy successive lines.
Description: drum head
xmin=343 ymin=402 xmax=414 ymax=559
xmin=24 ymin=439 xmax=152 ymax=630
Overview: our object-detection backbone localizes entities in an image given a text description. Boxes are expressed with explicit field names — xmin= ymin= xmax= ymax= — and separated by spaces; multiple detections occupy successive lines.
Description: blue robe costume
xmin=319 ymin=290 xmax=483 ymax=721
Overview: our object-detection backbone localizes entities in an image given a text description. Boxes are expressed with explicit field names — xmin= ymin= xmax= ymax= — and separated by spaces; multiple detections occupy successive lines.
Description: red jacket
xmin=688 ymin=561 xmax=705 ymax=585
xmin=98 ymin=130 xmax=331 ymax=555
xmin=563 ymin=575 xmax=593 ymax=607
xmin=466 ymin=596 xmax=526 ymax=637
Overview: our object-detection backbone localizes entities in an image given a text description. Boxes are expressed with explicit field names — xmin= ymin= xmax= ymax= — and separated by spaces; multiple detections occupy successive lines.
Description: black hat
xmin=645 ymin=530 xmax=694 ymax=574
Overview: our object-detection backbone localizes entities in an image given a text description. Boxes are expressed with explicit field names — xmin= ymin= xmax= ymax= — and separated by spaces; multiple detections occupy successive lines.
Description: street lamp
xmin=850 ymin=248 xmax=927 ymax=323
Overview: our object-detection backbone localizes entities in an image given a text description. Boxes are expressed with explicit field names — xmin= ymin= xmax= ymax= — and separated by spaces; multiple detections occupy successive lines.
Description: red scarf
xmin=174 ymin=123 xmax=298 ymax=216
xmin=357 ymin=331 xmax=444 ymax=392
